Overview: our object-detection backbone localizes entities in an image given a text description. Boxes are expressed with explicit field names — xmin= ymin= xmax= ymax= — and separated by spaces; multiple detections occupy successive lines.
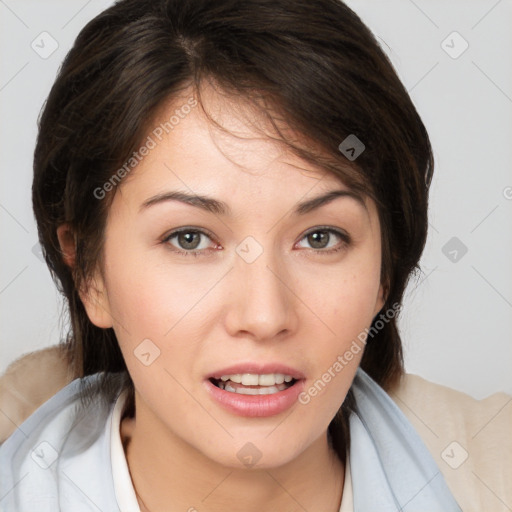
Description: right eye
xmin=161 ymin=228 xmax=220 ymax=257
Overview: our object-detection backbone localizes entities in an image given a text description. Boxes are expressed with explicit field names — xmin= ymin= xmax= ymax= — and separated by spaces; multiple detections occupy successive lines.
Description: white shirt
xmin=111 ymin=389 xmax=140 ymax=511
xmin=110 ymin=389 xmax=354 ymax=512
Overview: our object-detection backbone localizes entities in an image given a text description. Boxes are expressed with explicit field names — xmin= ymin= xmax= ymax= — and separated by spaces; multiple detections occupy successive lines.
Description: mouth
xmin=204 ymin=365 xmax=306 ymax=416
xmin=205 ymin=372 xmax=305 ymax=417
xmin=208 ymin=375 xmax=299 ymax=395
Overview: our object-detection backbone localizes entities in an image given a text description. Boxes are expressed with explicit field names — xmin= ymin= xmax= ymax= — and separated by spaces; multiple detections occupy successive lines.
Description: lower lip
xmin=204 ymin=378 xmax=305 ymax=417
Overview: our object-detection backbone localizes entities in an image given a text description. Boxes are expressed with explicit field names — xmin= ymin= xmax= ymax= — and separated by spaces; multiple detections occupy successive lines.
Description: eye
xmin=161 ymin=228 xmax=218 ymax=257
xmin=161 ymin=226 xmax=351 ymax=257
xmin=296 ymin=227 xmax=350 ymax=254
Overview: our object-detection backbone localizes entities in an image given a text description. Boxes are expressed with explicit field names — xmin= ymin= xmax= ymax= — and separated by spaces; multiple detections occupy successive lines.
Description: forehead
xmin=113 ymin=82 xmax=375 ymax=222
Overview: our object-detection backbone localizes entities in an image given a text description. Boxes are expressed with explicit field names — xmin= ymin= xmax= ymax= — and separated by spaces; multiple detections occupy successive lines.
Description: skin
xmin=58 ymin=82 xmax=385 ymax=512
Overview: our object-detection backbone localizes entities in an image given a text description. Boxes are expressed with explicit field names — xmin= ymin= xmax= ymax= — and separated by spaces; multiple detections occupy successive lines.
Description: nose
xmin=224 ymin=246 xmax=299 ymax=341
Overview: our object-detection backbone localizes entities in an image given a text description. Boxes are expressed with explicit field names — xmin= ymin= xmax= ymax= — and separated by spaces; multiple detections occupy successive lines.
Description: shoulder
xmin=0 ymin=345 xmax=75 ymax=444
xmin=388 ymin=373 xmax=512 ymax=512
xmin=0 ymin=371 xmax=123 ymax=511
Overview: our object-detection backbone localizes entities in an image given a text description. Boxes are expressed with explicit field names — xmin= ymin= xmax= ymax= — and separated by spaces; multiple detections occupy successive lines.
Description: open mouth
xmin=205 ymin=371 xmax=305 ymax=416
xmin=209 ymin=377 xmax=298 ymax=395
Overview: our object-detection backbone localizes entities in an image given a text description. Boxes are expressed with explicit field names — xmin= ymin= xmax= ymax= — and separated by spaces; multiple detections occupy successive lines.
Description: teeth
xmin=241 ymin=374 xmax=259 ymax=385
xmin=220 ymin=374 xmax=240 ymax=382
xmin=218 ymin=373 xmax=295 ymax=386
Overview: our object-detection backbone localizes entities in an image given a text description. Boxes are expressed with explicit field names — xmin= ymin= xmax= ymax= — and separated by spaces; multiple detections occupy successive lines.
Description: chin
xmin=196 ymin=434 xmax=311 ymax=471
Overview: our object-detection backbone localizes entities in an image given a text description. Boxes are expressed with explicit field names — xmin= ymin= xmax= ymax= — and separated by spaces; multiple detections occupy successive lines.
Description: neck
xmin=121 ymin=401 xmax=345 ymax=512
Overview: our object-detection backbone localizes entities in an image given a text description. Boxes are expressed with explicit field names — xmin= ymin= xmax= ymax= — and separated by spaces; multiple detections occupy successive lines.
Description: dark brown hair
xmin=32 ymin=0 xmax=433 ymax=461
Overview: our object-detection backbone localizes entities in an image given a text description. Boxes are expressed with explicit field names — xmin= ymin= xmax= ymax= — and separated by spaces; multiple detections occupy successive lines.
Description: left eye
xmin=296 ymin=228 xmax=349 ymax=252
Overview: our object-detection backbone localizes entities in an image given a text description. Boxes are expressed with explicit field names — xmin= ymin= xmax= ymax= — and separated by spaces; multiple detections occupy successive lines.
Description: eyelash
xmin=160 ymin=226 xmax=351 ymax=258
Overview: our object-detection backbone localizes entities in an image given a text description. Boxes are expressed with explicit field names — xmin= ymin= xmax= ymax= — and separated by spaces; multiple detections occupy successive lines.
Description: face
xmin=80 ymin=84 xmax=385 ymax=469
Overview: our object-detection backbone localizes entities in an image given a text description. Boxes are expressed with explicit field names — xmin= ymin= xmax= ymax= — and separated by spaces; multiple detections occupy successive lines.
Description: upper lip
xmin=206 ymin=363 xmax=306 ymax=380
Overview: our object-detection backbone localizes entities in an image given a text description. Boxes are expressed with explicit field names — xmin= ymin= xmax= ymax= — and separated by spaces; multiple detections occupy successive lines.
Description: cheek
xmin=101 ymin=245 xmax=227 ymax=386
xmin=302 ymin=251 xmax=382 ymax=335
xmin=103 ymin=263 xmax=211 ymax=409
xmin=297 ymin=250 xmax=381 ymax=394
xmin=295 ymin=273 xmax=376 ymax=427
xmin=102 ymin=231 xmax=208 ymax=337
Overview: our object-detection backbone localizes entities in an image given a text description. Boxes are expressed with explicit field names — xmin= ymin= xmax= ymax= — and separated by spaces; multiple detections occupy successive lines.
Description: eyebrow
xmin=139 ymin=189 xmax=366 ymax=216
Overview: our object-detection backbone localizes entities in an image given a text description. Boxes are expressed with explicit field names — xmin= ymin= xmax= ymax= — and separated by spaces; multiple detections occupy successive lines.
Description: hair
xmin=32 ymin=0 xmax=433 ymax=463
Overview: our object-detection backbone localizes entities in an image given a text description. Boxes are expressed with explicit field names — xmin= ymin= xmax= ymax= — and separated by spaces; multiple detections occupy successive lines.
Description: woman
xmin=0 ymin=0 xmax=509 ymax=511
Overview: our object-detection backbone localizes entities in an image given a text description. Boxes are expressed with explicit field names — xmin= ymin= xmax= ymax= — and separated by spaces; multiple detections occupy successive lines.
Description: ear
xmin=56 ymin=224 xmax=114 ymax=329
xmin=56 ymin=223 xmax=75 ymax=268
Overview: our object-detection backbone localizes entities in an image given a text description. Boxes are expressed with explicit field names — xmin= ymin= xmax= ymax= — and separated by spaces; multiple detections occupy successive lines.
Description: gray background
xmin=1 ymin=0 xmax=511 ymax=399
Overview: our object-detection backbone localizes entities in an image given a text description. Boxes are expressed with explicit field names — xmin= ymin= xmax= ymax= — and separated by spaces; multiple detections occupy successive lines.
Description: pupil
xmin=179 ymin=232 xmax=199 ymax=249
xmin=309 ymin=231 xmax=328 ymax=249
